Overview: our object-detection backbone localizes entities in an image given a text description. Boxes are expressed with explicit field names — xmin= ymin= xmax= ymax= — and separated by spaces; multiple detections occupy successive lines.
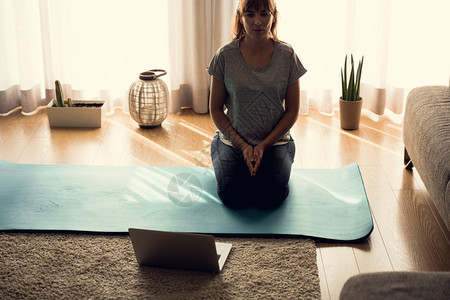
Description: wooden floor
xmin=1 ymin=107 xmax=449 ymax=299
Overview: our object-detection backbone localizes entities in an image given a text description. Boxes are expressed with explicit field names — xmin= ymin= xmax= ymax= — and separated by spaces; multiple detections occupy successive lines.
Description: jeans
xmin=210 ymin=132 xmax=295 ymax=209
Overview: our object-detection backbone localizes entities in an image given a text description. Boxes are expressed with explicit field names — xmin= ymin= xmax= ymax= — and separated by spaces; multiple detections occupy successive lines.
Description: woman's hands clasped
xmin=242 ymin=144 xmax=265 ymax=176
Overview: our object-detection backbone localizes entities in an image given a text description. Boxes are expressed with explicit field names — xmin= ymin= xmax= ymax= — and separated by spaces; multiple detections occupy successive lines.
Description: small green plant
xmin=55 ymin=80 xmax=73 ymax=107
xmin=341 ymin=54 xmax=364 ymax=101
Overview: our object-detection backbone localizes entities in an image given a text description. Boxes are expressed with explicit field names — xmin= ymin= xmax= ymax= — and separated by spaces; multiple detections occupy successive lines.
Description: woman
xmin=207 ymin=0 xmax=307 ymax=209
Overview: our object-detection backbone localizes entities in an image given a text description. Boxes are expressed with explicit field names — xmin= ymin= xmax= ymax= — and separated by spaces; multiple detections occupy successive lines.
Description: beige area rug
xmin=0 ymin=233 xmax=320 ymax=299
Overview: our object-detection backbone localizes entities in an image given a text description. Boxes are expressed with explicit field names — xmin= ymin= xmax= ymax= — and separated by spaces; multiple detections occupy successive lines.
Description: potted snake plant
xmin=339 ymin=54 xmax=364 ymax=130
xmin=46 ymin=80 xmax=105 ymax=127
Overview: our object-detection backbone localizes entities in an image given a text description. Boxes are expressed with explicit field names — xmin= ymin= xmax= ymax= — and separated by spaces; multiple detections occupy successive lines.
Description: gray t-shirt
xmin=207 ymin=39 xmax=307 ymax=147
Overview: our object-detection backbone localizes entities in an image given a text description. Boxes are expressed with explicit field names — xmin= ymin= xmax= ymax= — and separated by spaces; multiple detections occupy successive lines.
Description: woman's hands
xmin=242 ymin=144 xmax=266 ymax=176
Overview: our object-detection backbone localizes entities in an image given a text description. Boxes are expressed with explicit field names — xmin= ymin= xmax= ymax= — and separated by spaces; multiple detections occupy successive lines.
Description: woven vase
xmin=128 ymin=70 xmax=169 ymax=128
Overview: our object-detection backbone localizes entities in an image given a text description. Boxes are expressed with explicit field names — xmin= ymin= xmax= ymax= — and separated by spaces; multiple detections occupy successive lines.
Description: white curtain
xmin=168 ymin=0 xmax=236 ymax=113
xmin=277 ymin=0 xmax=450 ymax=115
xmin=0 ymin=0 xmax=236 ymax=115
xmin=1 ymin=0 xmax=449 ymax=116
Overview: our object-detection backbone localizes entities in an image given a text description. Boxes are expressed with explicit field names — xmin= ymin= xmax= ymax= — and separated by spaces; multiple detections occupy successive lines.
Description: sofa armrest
xmin=402 ymin=86 xmax=450 ymax=230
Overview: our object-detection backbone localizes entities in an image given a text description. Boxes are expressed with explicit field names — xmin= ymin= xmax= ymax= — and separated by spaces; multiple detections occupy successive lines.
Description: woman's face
xmin=240 ymin=5 xmax=274 ymax=41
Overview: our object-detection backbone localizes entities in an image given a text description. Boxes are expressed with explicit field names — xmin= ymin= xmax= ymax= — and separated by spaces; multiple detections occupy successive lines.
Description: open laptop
xmin=128 ymin=228 xmax=232 ymax=273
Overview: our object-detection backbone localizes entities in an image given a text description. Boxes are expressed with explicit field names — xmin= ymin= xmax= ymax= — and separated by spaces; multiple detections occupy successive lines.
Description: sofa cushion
xmin=340 ymin=272 xmax=450 ymax=300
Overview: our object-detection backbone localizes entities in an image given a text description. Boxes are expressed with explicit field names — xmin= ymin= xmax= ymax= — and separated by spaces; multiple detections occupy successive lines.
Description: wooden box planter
xmin=46 ymin=99 xmax=106 ymax=128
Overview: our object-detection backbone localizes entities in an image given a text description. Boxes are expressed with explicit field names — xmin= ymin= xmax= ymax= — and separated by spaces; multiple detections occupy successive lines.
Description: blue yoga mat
xmin=0 ymin=160 xmax=373 ymax=241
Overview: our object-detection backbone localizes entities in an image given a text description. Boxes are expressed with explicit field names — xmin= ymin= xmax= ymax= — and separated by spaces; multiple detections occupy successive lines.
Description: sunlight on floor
xmin=306 ymin=116 xmax=403 ymax=157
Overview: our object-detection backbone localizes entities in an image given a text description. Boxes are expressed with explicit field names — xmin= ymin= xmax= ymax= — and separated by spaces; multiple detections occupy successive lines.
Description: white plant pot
xmin=46 ymin=99 xmax=105 ymax=128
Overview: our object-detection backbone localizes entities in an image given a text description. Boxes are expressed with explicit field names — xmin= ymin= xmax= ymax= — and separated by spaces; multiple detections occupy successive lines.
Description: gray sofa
xmin=339 ymin=271 xmax=450 ymax=300
xmin=403 ymin=85 xmax=450 ymax=230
